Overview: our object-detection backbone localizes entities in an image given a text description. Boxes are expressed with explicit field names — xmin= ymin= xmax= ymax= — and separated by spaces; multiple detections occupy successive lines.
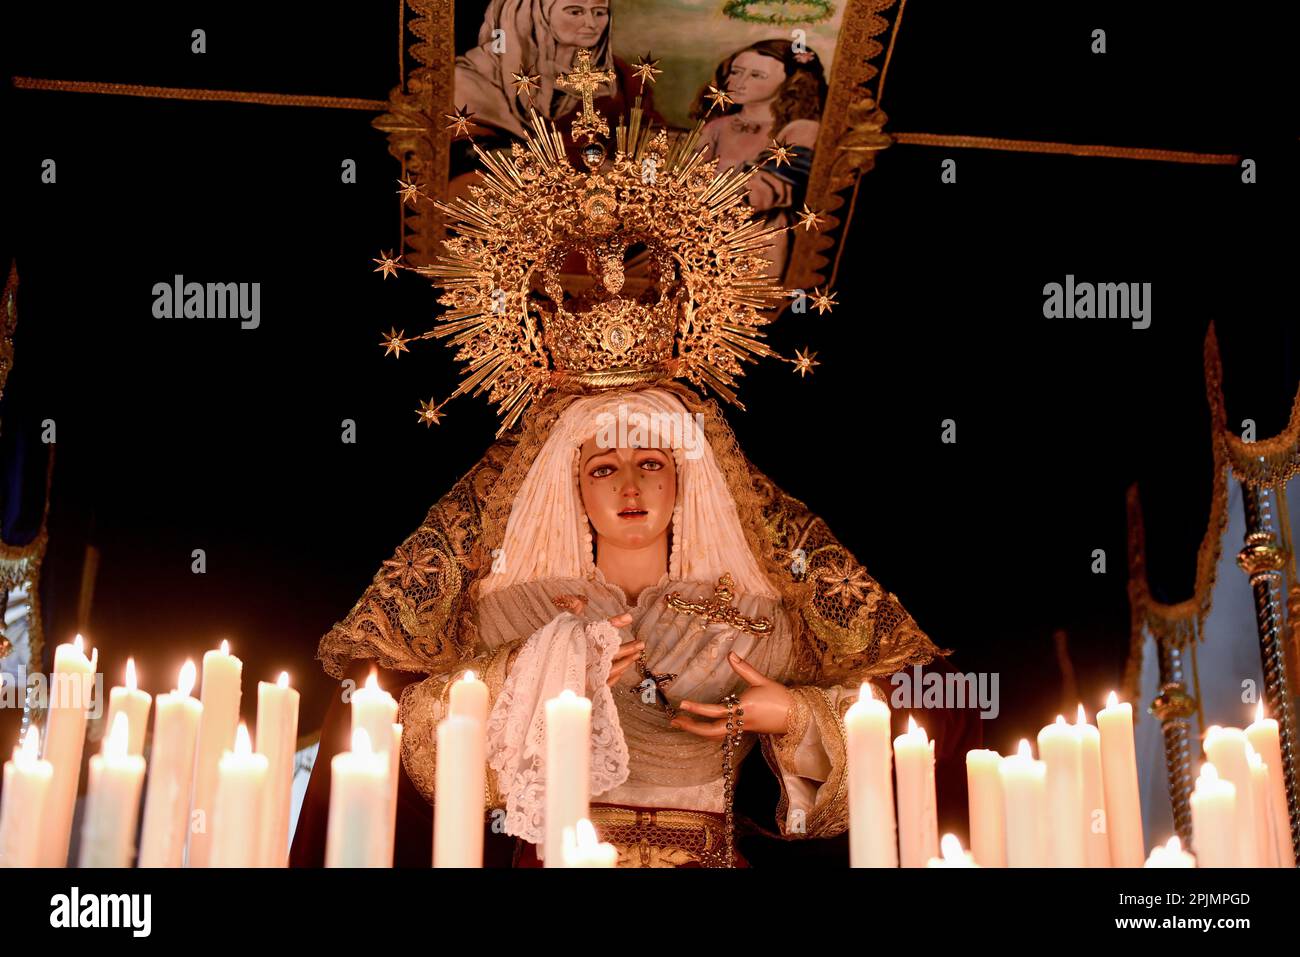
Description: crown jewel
xmin=377 ymin=51 xmax=829 ymax=434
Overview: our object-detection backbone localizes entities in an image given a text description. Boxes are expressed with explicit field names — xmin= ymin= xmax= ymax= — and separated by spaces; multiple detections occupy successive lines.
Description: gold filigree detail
xmin=664 ymin=573 xmax=774 ymax=636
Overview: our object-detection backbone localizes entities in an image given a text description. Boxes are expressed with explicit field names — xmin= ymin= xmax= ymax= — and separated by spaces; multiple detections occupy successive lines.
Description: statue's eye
xmin=639 ymin=459 xmax=663 ymax=472
xmin=590 ymin=465 xmax=614 ymax=478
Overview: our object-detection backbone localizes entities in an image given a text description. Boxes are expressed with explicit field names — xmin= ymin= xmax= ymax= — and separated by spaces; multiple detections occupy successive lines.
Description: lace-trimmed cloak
xmin=291 ymin=383 xmax=979 ymax=866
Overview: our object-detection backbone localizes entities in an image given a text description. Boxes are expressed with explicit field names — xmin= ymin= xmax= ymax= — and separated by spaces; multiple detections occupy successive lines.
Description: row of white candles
xmin=326 ymin=672 xmax=615 ymax=867
xmin=849 ymin=690 xmax=1296 ymax=868
xmin=0 ymin=635 xmax=300 ymax=868
xmin=4 ymin=635 xmax=1295 ymax=869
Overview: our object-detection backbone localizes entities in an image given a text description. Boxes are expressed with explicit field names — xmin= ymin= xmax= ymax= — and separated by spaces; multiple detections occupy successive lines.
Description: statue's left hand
xmin=671 ymin=651 xmax=795 ymax=737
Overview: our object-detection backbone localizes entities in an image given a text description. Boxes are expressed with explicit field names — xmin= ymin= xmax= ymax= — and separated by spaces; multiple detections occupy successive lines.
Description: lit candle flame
xmin=1255 ymin=702 xmax=1265 ymax=723
xmin=574 ymin=817 xmax=598 ymax=849
xmin=940 ymin=833 xmax=965 ymax=862
xmin=462 ymin=670 xmax=476 ymax=682
xmin=125 ymin=657 xmax=138 ymax=691
xmin=234 ymin=723 xmax=252 ymax=756
xmin=178 ymin=660 xmax=197 ymax=697
xmin=220 ymin=639 xmax=230 ymax=656
xmin=1075 ymin=703 xmax=1087 ymax=725
xmin=1165 ymin=835 xmax=1183 ymax=853
xmin=1055 ymin=714 xmax=1067 ymax=726
xmin=1106 ymin=690 xmax=1119 ymax=709
xmin=365 ymin=670 xmax=379 ymax=692
xmin=73 ymin=633 xmax=85 ymax=653
xmin=1017 ymin=738 xmax=1033 ymax=759
xmin=278 ymin=671 xmax=290 ymax=689
xmin=907 ymin=715 xmax=917 ymax=734
xmin=105 ymin=711 xmax=130 ymax=760
xmin=18 ymin=725 xmax=40 ymax=764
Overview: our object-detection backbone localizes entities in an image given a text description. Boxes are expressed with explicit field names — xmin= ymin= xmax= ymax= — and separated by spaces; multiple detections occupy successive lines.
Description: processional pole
xmin=1236 ymin=481 xmax=1300 ymax=864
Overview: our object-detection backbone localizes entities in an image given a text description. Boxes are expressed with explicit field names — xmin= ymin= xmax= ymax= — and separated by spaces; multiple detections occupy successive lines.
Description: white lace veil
xmin=478 ymin=388 xmax=779 ymax=598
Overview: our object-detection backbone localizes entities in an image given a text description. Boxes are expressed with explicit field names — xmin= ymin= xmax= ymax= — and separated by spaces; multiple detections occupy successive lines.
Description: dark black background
xmin=1 ymin=0 xmax=1295 ymax=756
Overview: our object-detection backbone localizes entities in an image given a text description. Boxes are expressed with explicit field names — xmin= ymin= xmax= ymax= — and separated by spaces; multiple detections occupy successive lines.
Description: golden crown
xmin=374 ymin=50 xmax=833 ymax=434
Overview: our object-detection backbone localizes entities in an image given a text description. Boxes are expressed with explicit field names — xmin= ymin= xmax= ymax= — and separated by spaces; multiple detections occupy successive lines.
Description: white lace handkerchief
xmin=486 ymin=612 xmax=630 ymax=845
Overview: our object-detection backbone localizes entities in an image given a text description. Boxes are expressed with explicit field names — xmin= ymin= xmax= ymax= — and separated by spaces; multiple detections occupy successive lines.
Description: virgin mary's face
xmin=549 ymin=0 xmax=610 ymax=48
xmin=577 ymin=438 xmax=676 ymax=550
xmin=725 ymin=50 xmax=786 ymax=106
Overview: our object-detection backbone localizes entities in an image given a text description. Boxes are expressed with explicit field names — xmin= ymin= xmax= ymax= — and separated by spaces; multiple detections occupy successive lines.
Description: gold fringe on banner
xmin=1122 ymin=323 xmax=1233 ymax=702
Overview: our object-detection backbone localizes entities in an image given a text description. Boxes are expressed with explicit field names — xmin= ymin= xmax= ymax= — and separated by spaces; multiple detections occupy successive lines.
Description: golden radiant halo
xmin=385 ymin=59 xmax=833 ymax=435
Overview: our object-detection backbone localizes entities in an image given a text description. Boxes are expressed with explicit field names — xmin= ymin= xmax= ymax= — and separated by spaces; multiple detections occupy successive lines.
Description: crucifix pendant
xmin=631 ymin=651 xmax=678 ymax=717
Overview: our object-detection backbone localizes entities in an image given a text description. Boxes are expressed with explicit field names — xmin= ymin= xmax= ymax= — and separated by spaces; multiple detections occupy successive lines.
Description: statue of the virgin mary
xmin=291 ymin=75 xmax=960 ymax=867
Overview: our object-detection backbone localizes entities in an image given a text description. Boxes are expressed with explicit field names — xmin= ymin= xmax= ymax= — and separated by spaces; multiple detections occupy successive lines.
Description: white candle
xmin=1075 ymin=704 xmax=1112 ymax=867
xmin=104 ymin=658 xmax=152 ymax=757
xmin=0 ymin=727 xmax=53 ymax=867
xmin=1145 ymin=834 xmax=1196 ymax=867
xmin=139 ymin=660 xmax=203 ymax=867
xmin=1000 ymin=739 xmax=1047 ymax=867
xmin=256 ymin=672 xmax=300 ymax=867
xmin=1202 ymin=726 xmax=1260 ymax=867
xmin=562 ymin=818 xmax=617 ymax=868
xmin=544 ymin=689 xmax=590 ymax=867
xmin=188 ymin=640 xmax=242 ymax=867
xmin=449 ymin=670 xmax=489 ymax=726
xmin=326 ymin=728 xmax=390 ymax=867
xmin=39 ymin=633 xmax=98 ymax=866
xmin=434 ymin=714 xmax=486 ymax=868
xmin=926 ymin=832 xmax=978 ymax=867
xmin=965 ymin=749 xmax=1005 ymax=867
xmin=209 ymin=723 xmax=267 ymax=867
xmin=350 ymin=671 xmax=399 ymax=866
xmin=1245 ymin=704 xmax=1296 ymax=868
xmin=894 ymin=716 xmax=939 ymax=868
xmin=1038 ymin=714 xmax=1086 ymax=867
xmin=1097 ymin=691 xmax=1144 ymax=866
xmin=78 ymin=712 xmax=146 ymax=867
xmin=1247 ymin=748 xmax=1277 ymax=867
xmin=1189 ymin=763 xmax=1237 ymax=867
xmin=846 ymin=685 xmax=897 ymax=867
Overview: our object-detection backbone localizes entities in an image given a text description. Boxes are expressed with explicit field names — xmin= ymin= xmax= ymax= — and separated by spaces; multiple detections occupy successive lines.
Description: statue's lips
xmin=617 ymin=508 xmax=648 ymax=520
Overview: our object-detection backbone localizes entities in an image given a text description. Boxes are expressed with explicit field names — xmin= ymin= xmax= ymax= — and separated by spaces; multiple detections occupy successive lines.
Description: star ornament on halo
xmin=396 ymin=179 xmax=424 ymax=205
xmin=792 ymin=347 xmax=820 ymax=378
xmin=632 ymin=54 xmax=662 ymax=87
xmin=765 ymin=139 xmax=794 ymax=168
xmin=380 ymin=327 xmax=410 ymax=358
xmin=810 ymin=287 xmax=838 ymax=316
xmin=444 ymin=105 xmax=476 ymax=137
xmin=795 ymin=203 xmax=825 ymax=232
xmin=704 ymin=85 xmax=734 ymax=114
xmin=416 ymin=398 xmax=445 ymax=427
xmin=511 ymin=71 xmax=541 ymax=99
xmin=372 ymin=250 xmax=403 ymax=280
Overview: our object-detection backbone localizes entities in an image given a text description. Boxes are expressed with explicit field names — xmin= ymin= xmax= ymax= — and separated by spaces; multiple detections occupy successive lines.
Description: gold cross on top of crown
xmin=556 ymin=47 xmax=616 ymax=140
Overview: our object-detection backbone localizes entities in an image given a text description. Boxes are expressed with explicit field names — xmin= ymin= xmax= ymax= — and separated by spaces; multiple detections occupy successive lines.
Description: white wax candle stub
xmin=999 ymin=738 xmax=1048 ymax=867
xmin=846 ymin=684 xmax=896 ymax=867
xmin=139 ymin=660 xmax=204 ymax=868
xmin=1189 ymin=763 xmax=1238 ymax=867
xmin=326 ymin=728 xmax=391 ymax=867
xmin=39 ymin=634 xmax=98 ymax=866
xmin=79 ymin=712 xmax=147 ymax=867
xmin=0 ymin=727 xmax=54 ymax=867
xmin=256 ymin=672 xmax=301 ymax=867
xmin=544 ymin=689 xmax=592 ymax=867
xmin=209 ymin=723 xmax=269 ymax=867
xmin=894 ymin=717 xmax=939 ymax=868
